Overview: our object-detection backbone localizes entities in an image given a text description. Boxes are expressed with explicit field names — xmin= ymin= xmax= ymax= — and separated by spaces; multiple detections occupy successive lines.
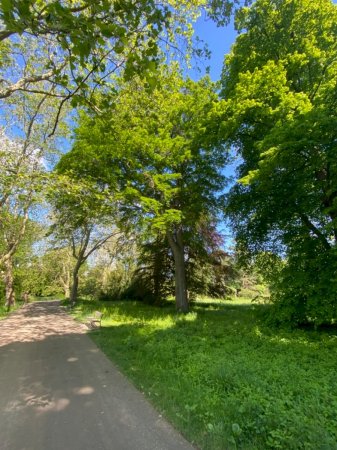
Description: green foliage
xmin=125 ymin=236 xmax=174 ymax=304
xmin=0 ymin=0 xmax=245 ymax=107
xmin=80 ymin=263 xmax=135 ymax=301
xmin=0 ymin=299 xmax=21 ymax=319
xmin=269 ymin=241 xmax=337 ymax=326
xmin=71 ymin=299 xmax=337 ymax=449
xmin=58 ymin=67 xmax=229 ymax=310
xmin=221 ymin=0 xmax=337 ymax=325
xmin=60 ymin=69 xmax=227 ymax=231
xmin=187 ymin=252 xmax=228 ymax=299
xmin=0 ymin=218 xmax=43 ymax=304
xmin=19 ymin=247 xmax=74 ymax=297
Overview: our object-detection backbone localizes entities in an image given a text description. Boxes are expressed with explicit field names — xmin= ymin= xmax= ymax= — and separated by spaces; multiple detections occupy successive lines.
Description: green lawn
xmin=71 ymin=298 xmax=337 ymax=449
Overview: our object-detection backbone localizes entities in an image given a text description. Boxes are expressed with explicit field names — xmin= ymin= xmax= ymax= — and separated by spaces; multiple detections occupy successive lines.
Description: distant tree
xmin=80 ymin=234 xmax=137 ymax=300
xmin=49 ymin=176 xmax=120 ymax=304
xmin=127 ymin=235 xmax=174 ymax=304
xmin=0 ymin=218 xmax=42 ymax=307
xmin=221 ymin=0 xmax=337 ymax=324
xmin=22 ymin=247 xmax=74 ymax=298
xmin=184 ymin=221 xmax=239 ymax=299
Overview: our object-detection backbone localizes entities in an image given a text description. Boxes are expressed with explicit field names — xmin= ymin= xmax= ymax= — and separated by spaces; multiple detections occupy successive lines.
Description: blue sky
xmin=192 ymin=13 xmax=237 ymax=81
xmin=192 ymin=14 xmax=239 ymax=181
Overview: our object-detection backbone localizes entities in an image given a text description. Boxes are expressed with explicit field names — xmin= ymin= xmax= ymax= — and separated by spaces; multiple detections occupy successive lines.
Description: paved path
xmin=0 ymin=301 xmax=195 ymax=450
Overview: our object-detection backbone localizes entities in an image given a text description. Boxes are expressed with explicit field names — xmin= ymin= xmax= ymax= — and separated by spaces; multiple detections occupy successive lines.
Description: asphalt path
xmin=0 ymin=301 xmax=195 ymax=450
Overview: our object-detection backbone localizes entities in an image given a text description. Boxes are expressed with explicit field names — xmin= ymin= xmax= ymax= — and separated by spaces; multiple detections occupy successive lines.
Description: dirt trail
xmin=0 ymin=301 xmax=194 ymax=450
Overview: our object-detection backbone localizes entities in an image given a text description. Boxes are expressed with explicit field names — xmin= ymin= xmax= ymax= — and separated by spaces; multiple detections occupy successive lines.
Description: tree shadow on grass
xmin=91 ymin=311 xmax=337 ymax=450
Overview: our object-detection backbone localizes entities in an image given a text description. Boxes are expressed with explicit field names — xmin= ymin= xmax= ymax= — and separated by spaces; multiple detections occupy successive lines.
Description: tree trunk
xmin=153 ymin=247 xmax=163 ymax=304
xmin=64 ymin=284 xmax=70 ymax=299
xmin=60 ymin=269 xmax=71 ymax=298
xmin=70 ymin=261 xmax=81 ymax=306
xmin=4 ymin=256 xmax=15 ymax=310
xmin=167 ymin=229 xmax=189 ymax=313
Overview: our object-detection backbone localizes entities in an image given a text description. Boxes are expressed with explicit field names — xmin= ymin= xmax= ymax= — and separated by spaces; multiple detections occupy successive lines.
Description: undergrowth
xmin=70 ymin=298 xmax=337 ymax=449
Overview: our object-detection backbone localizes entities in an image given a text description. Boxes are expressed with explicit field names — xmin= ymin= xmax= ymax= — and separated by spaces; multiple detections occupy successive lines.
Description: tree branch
xmin=0 ymin=30 xmax=15 ymax=42
xmin=0 ymin=70 xmax=55 ymax=99
xmin=299 ymin=213 xmax=331 ymax=250
xmin=83 ymin=231 xmax=120 ymax=261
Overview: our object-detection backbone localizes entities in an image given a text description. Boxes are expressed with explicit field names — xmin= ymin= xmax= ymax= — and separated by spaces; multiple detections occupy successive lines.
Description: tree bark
xmin=4 ymin=256 xmax=15 ymax=310
xmin=153 ymin=247 xmax=163 ymax=304
xmin=167 ymin=228 xmax=189 ymax=313
xmin=69 ymin=261 xmax=81 ymax=306
xmin=60 ymin=262 xmax=71 ymax=298
xmin=64 ymin=283 xmax=71 ymax=299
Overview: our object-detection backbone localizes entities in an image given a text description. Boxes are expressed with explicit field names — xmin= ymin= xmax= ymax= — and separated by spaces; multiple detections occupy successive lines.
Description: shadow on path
xmin=0 ymin=301 xmax=87 ymax=347
xmin=0 ymin=301 xmax=194 ymax=450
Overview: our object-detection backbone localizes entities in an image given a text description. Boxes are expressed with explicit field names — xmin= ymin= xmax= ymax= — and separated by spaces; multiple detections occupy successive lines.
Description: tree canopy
xmin=57 ymin=68 xmax=229 ymax=311
xmin=221 ymin=0 xmax=337 ymax=324
xmin=0 ymin=0 xmax=247 ymax=134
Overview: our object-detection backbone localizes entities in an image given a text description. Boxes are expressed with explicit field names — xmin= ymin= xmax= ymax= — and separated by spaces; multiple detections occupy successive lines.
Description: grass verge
xmin=0 ymin=301 xmax=24 ymax=319
xmin=70 ymin=298 xmax=337 ymax=449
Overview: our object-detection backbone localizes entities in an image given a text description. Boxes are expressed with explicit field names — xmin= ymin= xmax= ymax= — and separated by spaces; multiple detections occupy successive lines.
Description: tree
xmin=0 ymin=85 xmax=65 ymax=309
xmin=22 ymin=247 xmax=74 ymax=297
xmin=0 ymin=127 xmax=47 ymax=308
xmin=80 ymin=235 xmax=138 ymax=300
xmin=57 ymin=68 xmax=229 ymax=311
xmin=49 ymin=175 xmax=120 ymax=304
xmin=221 ymin=0 xmax=337 ymax=324
xmin=126 ymin=235 xmax=174 ymax=304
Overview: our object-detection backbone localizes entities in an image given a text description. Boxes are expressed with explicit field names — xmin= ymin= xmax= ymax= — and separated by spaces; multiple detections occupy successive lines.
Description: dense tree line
xmin=221 ymin=0 xmax=337 ymax=325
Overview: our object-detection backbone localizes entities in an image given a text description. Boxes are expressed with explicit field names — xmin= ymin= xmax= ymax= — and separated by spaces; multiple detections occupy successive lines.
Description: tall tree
xmin=221 ymin=0 xmax=337 ymax=324
xmin=23 ymin=247 xmax=74 ymax=298
xmin=0 ymin=86 xmax=65 ymax=309
xmin=0 ymin=128 xmax=47 ymax=308
xmin=58 ymin=68 xmax=229 ymax=311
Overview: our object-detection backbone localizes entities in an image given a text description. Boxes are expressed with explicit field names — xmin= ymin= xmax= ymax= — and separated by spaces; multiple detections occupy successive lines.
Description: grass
xmin=0 ymin=304 xmax=9 ymax=319
xmin=70 ymin=297 xmax=337 ymax=449
xmin=0 ymin=300 xmax=23 ymax=319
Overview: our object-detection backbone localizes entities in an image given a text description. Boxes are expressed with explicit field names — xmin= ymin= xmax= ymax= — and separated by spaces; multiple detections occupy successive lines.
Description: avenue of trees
xmin=1 ymin=0 xmax=337 ymax=326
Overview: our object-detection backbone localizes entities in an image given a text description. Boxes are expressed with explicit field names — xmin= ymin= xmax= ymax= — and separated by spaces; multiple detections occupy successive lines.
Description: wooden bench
xmin=87 ymin=311 xmax=103 ymax=329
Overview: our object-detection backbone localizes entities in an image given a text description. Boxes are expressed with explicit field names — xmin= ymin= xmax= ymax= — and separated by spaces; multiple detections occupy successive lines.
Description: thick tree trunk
xmin=167 ymin=229 xmax=189 ymax=313
xmin=4 ymin=257 xmax=15 ymax=310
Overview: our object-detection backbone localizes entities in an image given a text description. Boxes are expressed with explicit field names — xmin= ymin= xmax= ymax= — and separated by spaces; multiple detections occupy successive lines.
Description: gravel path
xmin=0 ymin=301 xmax=195 ymax=450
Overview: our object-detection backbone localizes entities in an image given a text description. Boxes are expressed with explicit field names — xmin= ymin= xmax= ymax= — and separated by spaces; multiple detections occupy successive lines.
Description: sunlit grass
xmin=70 ymin=297 xmax=337 ymax=449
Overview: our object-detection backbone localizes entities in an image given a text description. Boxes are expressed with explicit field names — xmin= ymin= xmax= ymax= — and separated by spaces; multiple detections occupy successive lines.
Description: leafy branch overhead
xmin=0 ymin=0 xmax=248 ymax=135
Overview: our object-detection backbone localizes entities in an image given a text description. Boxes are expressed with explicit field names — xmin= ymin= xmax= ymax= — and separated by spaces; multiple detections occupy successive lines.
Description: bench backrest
xmin=94 ymin=311 xmax=103 ymax=319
